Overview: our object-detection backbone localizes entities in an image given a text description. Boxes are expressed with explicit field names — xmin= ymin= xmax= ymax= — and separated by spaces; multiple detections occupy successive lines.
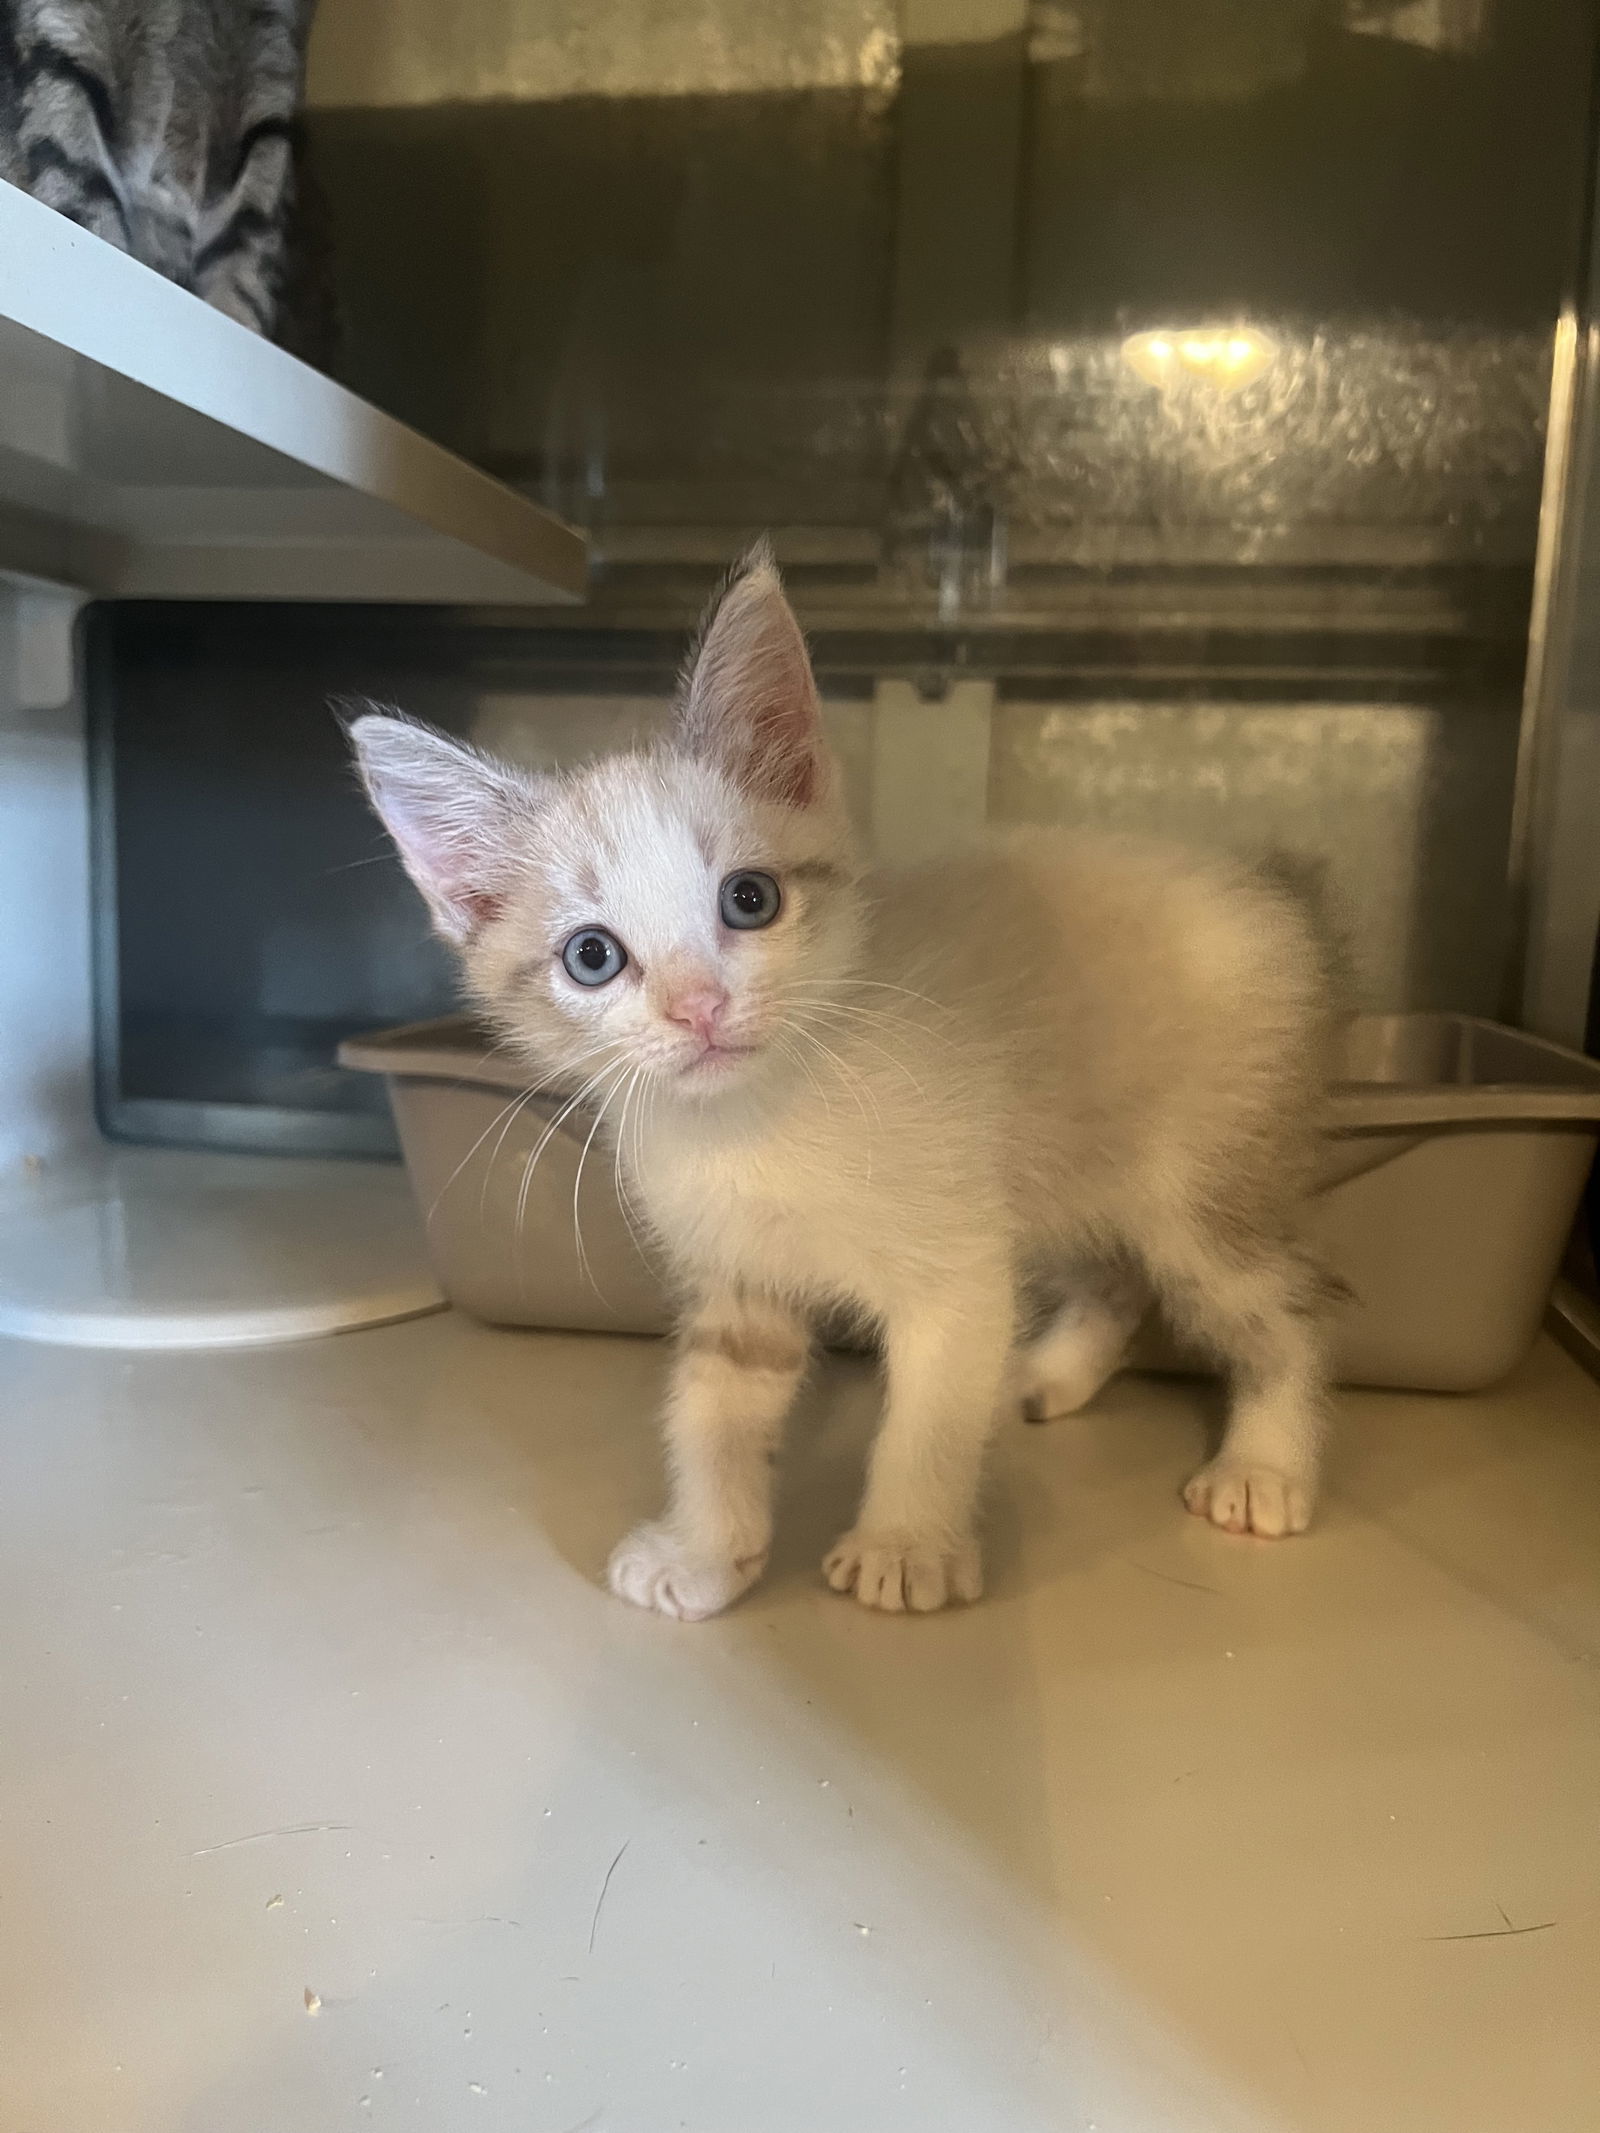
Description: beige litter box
xmin=340 ymin=1013 xmax=1600 ymax=1393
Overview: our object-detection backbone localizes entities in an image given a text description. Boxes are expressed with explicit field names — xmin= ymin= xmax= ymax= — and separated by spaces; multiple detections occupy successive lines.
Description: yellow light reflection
xmin=1121 ymin=326 xmax=1275 ymax=391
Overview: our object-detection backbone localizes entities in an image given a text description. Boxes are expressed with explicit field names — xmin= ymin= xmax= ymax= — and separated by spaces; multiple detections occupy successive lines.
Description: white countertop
xmin=1 ymin=1314 xmax=1597 ymax=2131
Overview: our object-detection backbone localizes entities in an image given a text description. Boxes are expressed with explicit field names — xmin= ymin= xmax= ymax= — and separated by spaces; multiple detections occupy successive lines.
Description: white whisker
xmin=571 ymin=1060 xmax=632 ymax=1301
xmin=770 ymin=1031 xmax=834 ymax=1119
xmin=782 ymin=976 xmax=950 ymax=1014
xmin=425 ymin=1077 xmax=549 ymax=1230
xmin=788 ymin=1021 xmax=882 ymax=1132
xmin=512 ymin=1054 xmax=630 ymax=1298
xmin=771 ymin=985 xmax=957 ymax=1052
xmin=610 ymin=1066 xmax=654 ymax=1263
xmin=477 ymin=1081 xmax=555 ymax=1225
xmin=786 ymin=1005 xmax=930 ymax=1098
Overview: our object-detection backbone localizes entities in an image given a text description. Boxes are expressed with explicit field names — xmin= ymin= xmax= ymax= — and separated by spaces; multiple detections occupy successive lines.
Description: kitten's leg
xmin=608 ymin=1290 xmax=808 ymax=1621
xmin=825 ymin=1271 xmax=1016 ymax=1612
xmin=1146 ymin=1224 xmax=1330 ymax=1539
xmin=1018 ymin=1265 xmax=1147 ymax=1421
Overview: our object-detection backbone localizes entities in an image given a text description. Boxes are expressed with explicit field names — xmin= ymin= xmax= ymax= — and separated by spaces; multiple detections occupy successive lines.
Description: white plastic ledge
xmin=0 ymin=181 xmax=586 ymax=604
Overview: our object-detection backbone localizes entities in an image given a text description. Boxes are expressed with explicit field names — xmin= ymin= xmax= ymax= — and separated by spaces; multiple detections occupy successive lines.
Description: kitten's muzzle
xmin=675 ymin=1036 xmax=759 ymax=1077
xmin=661 ymin=979 xmax=732 ymax=1048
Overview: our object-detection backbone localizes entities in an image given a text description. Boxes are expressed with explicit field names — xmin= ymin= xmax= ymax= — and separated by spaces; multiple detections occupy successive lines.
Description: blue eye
xmin=561 ymin=928 xmax=627 ymax=986
xmin=719 ymin=871 xmax=782 ymax=930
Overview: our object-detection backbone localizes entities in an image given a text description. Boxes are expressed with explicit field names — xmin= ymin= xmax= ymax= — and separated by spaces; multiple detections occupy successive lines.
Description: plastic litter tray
xmin=340 ymin=1013 xmax=1600 ymax=1393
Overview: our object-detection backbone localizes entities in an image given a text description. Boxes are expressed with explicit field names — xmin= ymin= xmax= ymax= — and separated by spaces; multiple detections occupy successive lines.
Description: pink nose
xmin=662 ymin=983 xmax=729 ymax=1045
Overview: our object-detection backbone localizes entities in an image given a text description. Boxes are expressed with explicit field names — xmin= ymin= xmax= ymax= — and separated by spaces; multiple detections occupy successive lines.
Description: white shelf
xmin=0 ymin=182 xmax=587 ymax=604
xmin=0 ymin=1145 xmax=444 ymax=1348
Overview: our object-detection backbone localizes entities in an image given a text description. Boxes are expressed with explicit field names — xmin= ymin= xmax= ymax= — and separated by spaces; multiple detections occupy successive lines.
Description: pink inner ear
xmin=759 ymin=711 xmax=817 ymax=809
xmin=463 ymin=890 xmax=503 ymax=927
xmin=681 ymin=559 xmax=824 ymax=808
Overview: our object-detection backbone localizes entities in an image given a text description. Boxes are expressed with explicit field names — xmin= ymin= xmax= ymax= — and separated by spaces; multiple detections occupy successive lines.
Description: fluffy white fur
xmin=350 ymin=548 xmax=1337 ymax=1619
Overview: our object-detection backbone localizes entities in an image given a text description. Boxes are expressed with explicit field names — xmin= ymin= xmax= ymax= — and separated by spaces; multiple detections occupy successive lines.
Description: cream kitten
xmin=350 ymin=547 xmax=1336 ymax=1620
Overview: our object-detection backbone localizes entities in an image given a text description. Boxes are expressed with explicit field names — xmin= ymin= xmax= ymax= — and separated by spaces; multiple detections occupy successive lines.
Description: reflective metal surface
xmin=98 ymin=4 xmax=1600 ymax=1149
xmin=305 ymin=0 xmax=1590 ymax=612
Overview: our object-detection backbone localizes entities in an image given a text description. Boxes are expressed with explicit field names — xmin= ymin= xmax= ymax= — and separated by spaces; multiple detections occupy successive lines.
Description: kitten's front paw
xmin=1183 ymin=1460 xmax=1314 ymax=1538
xmin=822 ymin=1529 xmax=983 ymax=1613
xmin=607 ymin=1523 xmax=767 ymax=1621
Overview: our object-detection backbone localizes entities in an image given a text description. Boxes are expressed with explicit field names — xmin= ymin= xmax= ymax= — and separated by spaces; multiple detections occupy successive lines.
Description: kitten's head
xmin=349 ymin=547 xmax=863 ymax=1098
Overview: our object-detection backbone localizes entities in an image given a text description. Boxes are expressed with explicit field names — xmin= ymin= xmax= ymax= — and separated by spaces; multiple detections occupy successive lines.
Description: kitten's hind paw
xmin=1016 ymin=1291 xmax=1137 ymax=1421
xmin=1183 ymin=1460 xmax=1314 ymax=1538
xmin=607 ymin=1523 xmax=767 ymax=1620
xmin=823 ymin=1529 xmax=983 ymax=1613
xmin=1019 ymin=1360 xmax=1114 ymax=1422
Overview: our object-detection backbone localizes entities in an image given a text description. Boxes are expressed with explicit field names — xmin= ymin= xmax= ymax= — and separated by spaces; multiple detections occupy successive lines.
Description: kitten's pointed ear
xmin=346 ymin=711 xmax=536 ymax=945
xmin=677 ymin=544 xmax=826 ymax=808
